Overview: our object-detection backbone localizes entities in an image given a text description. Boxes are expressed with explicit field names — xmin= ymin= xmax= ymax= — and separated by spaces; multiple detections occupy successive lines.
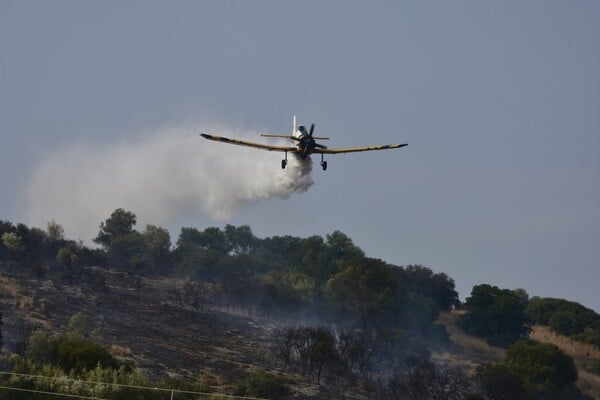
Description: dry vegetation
xmin=531 ymin=325 xmax=600 ymax=399
xmin=435 ymin=311 xmax=600 ymax=399
xmin=434 ymin=311 xmax=505 ymax=371
xmin=2 ymin=268 xmax=599 ymax=399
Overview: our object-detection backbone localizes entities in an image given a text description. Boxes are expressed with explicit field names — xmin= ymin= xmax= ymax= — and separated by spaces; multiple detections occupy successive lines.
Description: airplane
xmin=200 ymin=115 xmax=407 ymax=171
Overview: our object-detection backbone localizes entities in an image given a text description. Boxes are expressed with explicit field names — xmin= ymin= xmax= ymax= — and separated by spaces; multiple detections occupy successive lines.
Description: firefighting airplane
xmin=200 ymin=115 xmax=407 ymax=171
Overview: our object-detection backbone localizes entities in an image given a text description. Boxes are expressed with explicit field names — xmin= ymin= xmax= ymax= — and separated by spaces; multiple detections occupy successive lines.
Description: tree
xmin=225 ymin=224 xmax=257 ymax=255
xmin=46 ymin=219 xmax=65 ymax=243
xmin=107 ymin=231 xmax=145 ymax=270
xmin=325 ymin=230 xmax=364 ymax=262
xmin=177 ymin=226 xmax=230 ymax=255
xmin=325 ymin=258 xmax=403 ymax=329
xmin=66 ymin=312 xmax=89 ymax=338
xmin=386 ymin=354 xmax=469 ymax=400
xmin=259 ymin=235 xmax=304 ymax=267
xmin=458 ymin=284 xmax=530 ymax=347
xmin=286 ymin=327 xmax=345 ymax=383
xmin=27 ymin=330 xmax=59 ymax=366
xmin=403 ymin=265 xmax=460 ymax=311
xmin=337 ymin=328 xmax=380 ymax=377
xmin=513 ymin=288 xmax=530 ymax=305
xmin=505 ymin=340 xmax=579 ymax=399
xmin=141 ymin=224 xmax=172 ymax=274
xmin=265 ymin=270 xmax=316 ymax=303
xmin=1 ymin=231 xmax=24 ymax=261
xmin=94 ymin=208 xmax=137 ymax=249
xmin=549 ymin=311 xmax=585 ymax=336
xmin=526 ymin=297 xmax=599 ymax=338
xmin=57 ymin=247 xmax=77 ymax=266
xmin=299 ymin=235 xmax=329 ymax=285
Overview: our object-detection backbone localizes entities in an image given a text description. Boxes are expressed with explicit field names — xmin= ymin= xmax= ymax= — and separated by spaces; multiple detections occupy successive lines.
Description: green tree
xmin=225 ymin=224 xmax=257 ymax=255
xmin=505 ymin=340 xmax=579 ymax=399
xmin=325 ymin=258 xmax=403 ymax=329
xmin=93 ymin=208 xmax=137 ymax=249
xmin=57 ymin=247 xmax=77 ymax=266
xmin=27 ymin=330 xmax=60 ymax=365
xmin=299 ymin=235 xmax=329 ymax=285
xmin=264 ymin=270 xmax=316 ymax=306
xmin=549 ymin=311 xmax=585 ymax=336
xmin=107 ymin=231 xmax=145 ymax=270
xmin=177 ymin=226 xmax=230 ymax=255
xmin=458 ymin=284 xmax=530 ymax=347
xmin=325 ymin=230 xmax=364 ymax=260
xmin=1 ymin=231 xmax=24 ymax=261
xmin=259 ymin=235 xmax=304 ymax=267
xmin=403 ymin=265 xmax=460 ymax=311
xmin=526 ymin=297 xmax=599 ymax=338
xmin=513 ymin=288 xmax=530 ymax=305
xmin=46 ymin=219 xmax=65 ymax=243
xmin=141 ymin=224 xmax=172 ymax=274
xmin=66 ymin=312 xmax=89 ymax=339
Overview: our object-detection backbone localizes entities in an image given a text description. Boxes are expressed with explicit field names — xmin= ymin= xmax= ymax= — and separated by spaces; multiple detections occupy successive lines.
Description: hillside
xmin=436 ymin=311 xmax=600 ymax=399
xmin=1 ymin=266 xmax=599 ymax=399
xmin=1 ymin=213 xmax=599 ymax=399
xmin=0 ymin=268 xmax=334 ymax=398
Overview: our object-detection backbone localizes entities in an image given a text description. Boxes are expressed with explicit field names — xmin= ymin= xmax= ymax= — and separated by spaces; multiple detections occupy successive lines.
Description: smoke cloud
xmin=27 ymin=123 xmax=313 ymax=242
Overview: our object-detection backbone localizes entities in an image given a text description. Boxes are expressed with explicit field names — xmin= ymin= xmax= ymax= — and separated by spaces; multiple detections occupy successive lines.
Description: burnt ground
xmin=0 ymin=267 xmax=336 ymax=398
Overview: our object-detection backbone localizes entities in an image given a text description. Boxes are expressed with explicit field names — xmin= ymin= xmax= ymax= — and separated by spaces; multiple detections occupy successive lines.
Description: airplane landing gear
xmin=281 ymin=159 xmax=287 ymax=169
xmin=320 ymin=153 xmax=327 ymax=171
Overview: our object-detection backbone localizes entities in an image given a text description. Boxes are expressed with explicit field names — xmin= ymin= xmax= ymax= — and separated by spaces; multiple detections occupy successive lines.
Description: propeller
xmin=300 ymin=123 xmax=327 ymax=158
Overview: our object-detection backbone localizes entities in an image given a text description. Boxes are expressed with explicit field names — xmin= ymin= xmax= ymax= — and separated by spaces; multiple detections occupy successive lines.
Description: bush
xmin=245 ymin=371 xmax=289 ymax=400
xmin=57 ymin=337 xmax=119 ymax=373
xmin=505 ymin=340 xmax=578 ymax=397
xmin=27 ymin=330 xmax=120 ymax=374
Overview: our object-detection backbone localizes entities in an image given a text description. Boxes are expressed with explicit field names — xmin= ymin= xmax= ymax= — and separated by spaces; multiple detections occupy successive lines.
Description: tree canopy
xmin=458 ymin=284 xmax=531 ymax=347
xmin=505 ymin=340 xmax=579 ymax=399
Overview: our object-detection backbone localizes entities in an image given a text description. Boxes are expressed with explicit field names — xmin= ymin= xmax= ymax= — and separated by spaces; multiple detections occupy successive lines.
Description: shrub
xmin=245 ymin=371 xmax=289 ymax=400
xmin=505 ymin=340 xmax=578 ymax=397
xmin=56 ymin=337 xmax=119 ymax=373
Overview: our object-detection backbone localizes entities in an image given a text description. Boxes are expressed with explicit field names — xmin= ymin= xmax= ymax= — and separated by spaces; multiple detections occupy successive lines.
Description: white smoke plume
xmin=27 ymin=123 xmax=313 ymax=242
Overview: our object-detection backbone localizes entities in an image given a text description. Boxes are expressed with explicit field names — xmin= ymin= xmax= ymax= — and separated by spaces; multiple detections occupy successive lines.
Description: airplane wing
xmin=200 ymin=133 xmax=296 ymax=152
xmin=313 ymin=143 xmax=408 ymax=154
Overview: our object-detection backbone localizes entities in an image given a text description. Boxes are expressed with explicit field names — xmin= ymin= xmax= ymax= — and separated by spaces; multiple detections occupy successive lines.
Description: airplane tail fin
xmin=292 ymin=115 xmax=297 ymax=134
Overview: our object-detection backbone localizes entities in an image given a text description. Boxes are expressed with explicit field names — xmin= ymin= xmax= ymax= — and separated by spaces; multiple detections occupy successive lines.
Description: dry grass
xmin=531 ymin=325 xmax=600 ymax=398
xmin=436 ymin=313 xmax=600 ymax=399
xmin=434 ymin=311 xmax=505 ymax=373
xmin=579 ymin=370 xmax=600 ymax=400
xmin=0 ymin=277 xmax=18 ymax=298
xmin=531 ymin=325 xmax=600 ymax=366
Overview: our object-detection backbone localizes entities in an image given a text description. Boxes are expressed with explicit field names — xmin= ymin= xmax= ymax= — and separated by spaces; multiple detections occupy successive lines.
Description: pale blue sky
xmin=1 ymin=1 xmax=599 ymax=310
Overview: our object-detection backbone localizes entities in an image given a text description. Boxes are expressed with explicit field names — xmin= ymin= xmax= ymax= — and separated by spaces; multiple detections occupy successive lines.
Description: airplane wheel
xmin=281 ymin=159 xmax=287 ymax=169
xmin=322 ymin=161 xmax=327 ymax=171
